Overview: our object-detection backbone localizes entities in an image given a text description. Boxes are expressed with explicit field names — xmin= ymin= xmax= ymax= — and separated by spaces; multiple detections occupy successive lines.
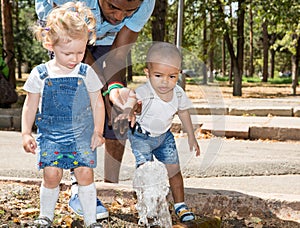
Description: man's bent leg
xmin=104 ymin=139 xmax=125 ymax=183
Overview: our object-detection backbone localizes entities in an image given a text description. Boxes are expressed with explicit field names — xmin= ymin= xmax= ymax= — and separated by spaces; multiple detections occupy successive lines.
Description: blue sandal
xmin=175 ymin=204 xmax=195 ymax=222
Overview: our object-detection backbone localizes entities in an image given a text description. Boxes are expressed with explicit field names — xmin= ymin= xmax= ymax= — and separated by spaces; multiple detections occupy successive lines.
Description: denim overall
xmin=35 ymin=63 xmax=96 ymax=170
xmin=128 ymin=87 xmax=183 ymax=167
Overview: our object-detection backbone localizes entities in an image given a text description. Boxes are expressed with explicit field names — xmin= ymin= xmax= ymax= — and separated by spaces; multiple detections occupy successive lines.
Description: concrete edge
xmin=172 ymin=116 xmax=300 ymax=141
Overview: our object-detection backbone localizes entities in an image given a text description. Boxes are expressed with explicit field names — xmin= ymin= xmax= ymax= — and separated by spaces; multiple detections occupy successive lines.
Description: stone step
xmin=190 ymin=104 xmax=300 ymax=117
xmin=172 ymin=115 xmax=300 ymax=141
xmin=0 ymin=108 xmax=22 ymax=130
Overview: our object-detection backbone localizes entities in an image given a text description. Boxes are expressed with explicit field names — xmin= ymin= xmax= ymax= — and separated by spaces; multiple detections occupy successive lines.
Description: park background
xmin=1 ymin=0 xmax=300 ymax=227
xmin=0 ymin=0 xmax=300 ymax=102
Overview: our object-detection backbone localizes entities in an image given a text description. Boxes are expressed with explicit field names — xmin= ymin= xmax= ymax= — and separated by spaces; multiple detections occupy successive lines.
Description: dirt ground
xmin=128 ymin=76 xmax=299 ymax=99
xmin=187 ymin=82 xmax=297 ymax=99
xmin=1 ymin=180 xmax=300 ymax=228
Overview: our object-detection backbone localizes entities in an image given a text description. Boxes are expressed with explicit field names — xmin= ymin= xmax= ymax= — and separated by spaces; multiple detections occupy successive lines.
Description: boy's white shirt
xmin=135 ymin=80 xmax=193 ymax=136
xmin=23 ymin=61 xmax=103 ymax=111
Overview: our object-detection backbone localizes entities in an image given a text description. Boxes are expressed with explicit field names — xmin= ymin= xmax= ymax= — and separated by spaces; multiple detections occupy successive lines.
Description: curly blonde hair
xmin=34 ymin=2 xmax=96 ymax=46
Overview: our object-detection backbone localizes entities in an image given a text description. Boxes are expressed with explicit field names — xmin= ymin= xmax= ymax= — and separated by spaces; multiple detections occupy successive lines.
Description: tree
xmin=208 ymin=10 xmax=215 ymax=82
xmin=255 ymin=0 xmax=300 ymax=94
xmin=1 ymin=0 xmax=16 ymax=87
xmin=151 ymin=0 xmax=167 ymax=41
xmin=216 ymin=0 xmax=246 ymax=96
xmin=261 ymin=21 xmax=269 ymax=82
xmin=202 ymin=0 xmax=208 ymax=84
xmin=291 ymin=34 xmax=300 ymax=95
xmin=248 ymin=1 xmax=254 ymax=77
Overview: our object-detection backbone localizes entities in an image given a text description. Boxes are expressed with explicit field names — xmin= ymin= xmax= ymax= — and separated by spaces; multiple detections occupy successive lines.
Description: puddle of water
xmin=133 ymin=160 xmax=172 ymax=228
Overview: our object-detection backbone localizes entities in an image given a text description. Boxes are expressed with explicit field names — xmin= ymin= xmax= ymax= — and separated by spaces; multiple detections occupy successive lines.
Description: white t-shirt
xmin=23 ymin=61 xmax=103 ymax=111
xmin=135 ymin=81 xmax=193 ymax=136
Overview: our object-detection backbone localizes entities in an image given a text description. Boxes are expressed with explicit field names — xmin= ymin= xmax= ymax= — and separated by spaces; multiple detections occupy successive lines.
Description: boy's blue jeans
xmin=128 ymin=129 xmax=179 ymax=167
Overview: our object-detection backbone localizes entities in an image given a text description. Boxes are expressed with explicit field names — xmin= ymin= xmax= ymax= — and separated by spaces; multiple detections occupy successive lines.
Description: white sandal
xmin=33 ymin=216 xmax=52 ymax=227
xmin=88 ymin=222 xmax=103 ymax=228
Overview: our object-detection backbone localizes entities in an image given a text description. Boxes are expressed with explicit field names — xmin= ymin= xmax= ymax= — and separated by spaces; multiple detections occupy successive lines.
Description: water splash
xmin=133 ymin=160 xmax=172 ymax=228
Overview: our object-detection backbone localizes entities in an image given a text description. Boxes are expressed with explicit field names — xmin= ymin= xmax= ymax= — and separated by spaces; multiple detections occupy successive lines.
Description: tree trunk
xmin=202 ymin=2 xmax=208 ymax=85
xmin=249 ymin=2 xmax=254 ymax=77
xmin=222 ymin=36 xmax=226 ymax=77
xmin=291 ymin=35 xmax=300 ymax=95
xmin=233 ymin=0 xmax=245 ymax=96
xmin=269 ymin=34 xmax=277 ymax=79
xmin=221 ymin=3 xmax=226 ymax=78
xmin=270 ymin=49 xmax=275 ymax=79
xmin=229 ymin=3 xmax=234 ymax=85
xmin=262 ymin=22 xmax=269 ymax=82
xmin=216 ymin=0 xmax=243 ymax=96
xmin=15 ymin=0 xmax=22 ymax=79
xmin=151 ymin=0 xmax=167 ymax=41
xmin=222 ymin=19 xmax=240 ymax=96
xmin=208 ymin=11 xmax=214 ymax=82
xmin=1 ymin=0 xmax=16 ymax=87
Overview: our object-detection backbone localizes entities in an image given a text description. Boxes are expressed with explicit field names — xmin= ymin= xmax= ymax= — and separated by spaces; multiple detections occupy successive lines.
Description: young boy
xmin=128 ymin=42 xmax=201 ymax=222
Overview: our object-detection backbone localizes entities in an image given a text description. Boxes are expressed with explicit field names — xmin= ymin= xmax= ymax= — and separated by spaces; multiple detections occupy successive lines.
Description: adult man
xmin=35 ymin=0 xmax=155 ymax=220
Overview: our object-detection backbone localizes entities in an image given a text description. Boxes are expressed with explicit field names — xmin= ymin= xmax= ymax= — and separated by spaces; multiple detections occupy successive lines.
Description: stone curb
xmin=172 ymin=115 xmax=300 ymax=141
xmin=192 ymin=104 xmax=300 ymax=117
xmin=0 ymin=108 xmax=22 ymax=130
xmin=2 ymin=105 xmax=300 ymax=140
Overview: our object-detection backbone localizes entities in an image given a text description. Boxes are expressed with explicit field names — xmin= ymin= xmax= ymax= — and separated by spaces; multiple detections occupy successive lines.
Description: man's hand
xmin=109 ymin=87 xmax=141 ymax=136
xmin=109 ymin=87 xmax=137 ymax=111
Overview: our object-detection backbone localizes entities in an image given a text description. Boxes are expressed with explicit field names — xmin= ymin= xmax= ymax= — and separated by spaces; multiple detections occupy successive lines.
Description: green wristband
xmin=102 ymin=83 xmax=124 ymax=96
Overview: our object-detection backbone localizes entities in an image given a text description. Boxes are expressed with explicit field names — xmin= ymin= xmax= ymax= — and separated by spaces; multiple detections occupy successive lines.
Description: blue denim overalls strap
xmin=35 ymin=63 xmax=96 ymax=170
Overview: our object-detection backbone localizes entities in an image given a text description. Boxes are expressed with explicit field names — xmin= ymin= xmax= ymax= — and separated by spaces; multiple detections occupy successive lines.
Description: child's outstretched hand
xmin=188 ymin=137 xmax=200 ymax=157
xmin=22 ymin=134 xmax=37 ymax=154
xmin=90 ymin=131 xmax=105 ymax=151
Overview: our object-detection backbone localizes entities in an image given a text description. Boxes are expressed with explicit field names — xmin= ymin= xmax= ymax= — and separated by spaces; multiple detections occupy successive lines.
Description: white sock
xmin=78 ymin=183 xmax=97 ymax=226
xmin=174 ymin=202 xmax=185 ymax=210
xmin=39 ymin=185 xmax=60 ymax=221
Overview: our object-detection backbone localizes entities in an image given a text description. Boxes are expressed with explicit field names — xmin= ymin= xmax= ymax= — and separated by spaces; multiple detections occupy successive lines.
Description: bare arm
xmin=89 ymin=90 xmax=105 ymax=150
xmin=177 ymin=109 xmax=200 ymax=156
xmin=103 ymin=27 xmax=139 ymax=111
xmin=104 ymin=26 xmax=139 ymax=85
xmin=85 ymin=26 xmax=139 ymax=109
xmin=21 ymin=93 xmax=40 ymax=154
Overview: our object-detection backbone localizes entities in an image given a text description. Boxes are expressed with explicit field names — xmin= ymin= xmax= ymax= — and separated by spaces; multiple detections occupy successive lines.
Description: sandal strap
xmin=175 ymin=204 xmax=195 ymax=222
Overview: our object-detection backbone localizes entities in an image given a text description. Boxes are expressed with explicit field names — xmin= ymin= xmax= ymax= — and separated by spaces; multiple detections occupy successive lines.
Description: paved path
xmin=1 ymin=130 xmax=300 ymax=203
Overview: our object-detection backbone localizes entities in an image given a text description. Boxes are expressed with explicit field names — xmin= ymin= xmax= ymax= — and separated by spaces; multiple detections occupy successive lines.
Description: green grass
xmin=269 ymin=77 xmax=292 ymax=84
xmin=185 ymin=77 xmax=203 ymax=84
xmin=215 ymin=75 xmax=298 ymax=85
